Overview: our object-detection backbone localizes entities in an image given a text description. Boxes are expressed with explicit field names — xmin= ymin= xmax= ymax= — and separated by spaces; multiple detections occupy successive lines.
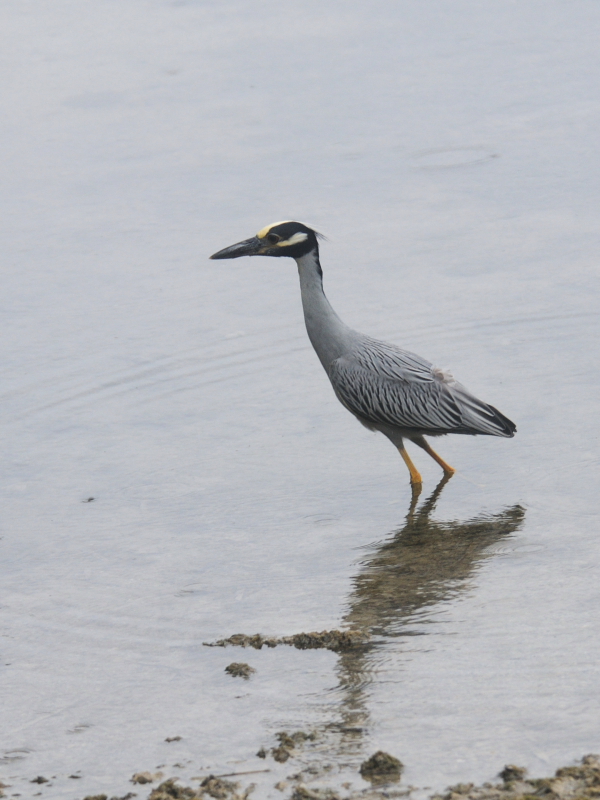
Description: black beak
xmin=210 ymin=236 xmax=262 ymax=260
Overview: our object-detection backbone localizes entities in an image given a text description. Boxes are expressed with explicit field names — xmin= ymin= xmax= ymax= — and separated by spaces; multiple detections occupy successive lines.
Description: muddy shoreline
xmin=64 ymin=753 xmax=600 ymax=800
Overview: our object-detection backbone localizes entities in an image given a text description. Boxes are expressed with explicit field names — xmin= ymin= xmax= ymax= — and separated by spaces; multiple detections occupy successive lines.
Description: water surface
xmin=1 ymin=1 xmax=600 ymax=798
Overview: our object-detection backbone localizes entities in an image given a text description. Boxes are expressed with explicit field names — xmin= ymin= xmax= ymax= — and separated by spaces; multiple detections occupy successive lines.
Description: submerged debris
xmin=279 ymin=631 xmax=368 ymax=651
xmin=165 ymin=737 xmax=182 ymax=743
xmin=272 ymin=747 xmax=291 ymax=763
xmin=199 ymin=775 xmax=240 ymax=799
xmin=83 ymin=795 xmax=135 ymax=800
xmin=82 ymin=753 xmax=600 ymax=800
xmin=290 ymin=787 xmax=342 ymax=800
xmin=498 ymin=766 xmax=527 ymax=784
xmin=132 ymin=772 xmax=164 ymax=785
xmin=146 ymin=776 xmax=254 ymax=800
xmin=148 ymin=780 xmax=197 ymax=799
xmin=225 ymin=663 xmax=256 ymax=679
xmin=257 ymin=730 xmax=318 ymax=764
xmin=204 ymin=630 xmax=368 ymax=653
xmin=359 ymin=752 xmax=404 ymax=784
xmin=431 ymin=754 xmax=600 ymax=800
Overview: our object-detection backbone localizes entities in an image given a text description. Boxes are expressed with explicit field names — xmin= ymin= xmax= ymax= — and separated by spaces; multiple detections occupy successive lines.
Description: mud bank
xmin=70 ymin=754 xmax=600 ymax=800
xmin=203 ymin=630 xmax=369 ymax=653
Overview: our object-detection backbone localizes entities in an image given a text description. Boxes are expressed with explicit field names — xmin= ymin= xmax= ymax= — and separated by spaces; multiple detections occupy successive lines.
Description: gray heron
xmin=210 ymin=220 xmax=515 ymax=486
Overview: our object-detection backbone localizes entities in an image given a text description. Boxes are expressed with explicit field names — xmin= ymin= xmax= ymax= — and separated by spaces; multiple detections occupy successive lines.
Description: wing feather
xmin=329 ymin=338 xmax=515 ymax=437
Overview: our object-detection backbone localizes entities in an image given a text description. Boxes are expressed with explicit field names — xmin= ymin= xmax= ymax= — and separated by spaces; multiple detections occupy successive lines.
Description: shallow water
xmin=1 ymin=1 xmax=600 ymax=798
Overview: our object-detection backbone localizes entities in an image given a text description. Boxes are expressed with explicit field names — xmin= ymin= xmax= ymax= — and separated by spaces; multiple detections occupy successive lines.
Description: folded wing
xmin=329 ymin=338 xmax=515 ymax=437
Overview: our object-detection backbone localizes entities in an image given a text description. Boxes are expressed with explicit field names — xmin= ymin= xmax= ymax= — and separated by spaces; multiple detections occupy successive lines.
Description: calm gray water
xmin=2 ymin=1 xmax=600 ymax=798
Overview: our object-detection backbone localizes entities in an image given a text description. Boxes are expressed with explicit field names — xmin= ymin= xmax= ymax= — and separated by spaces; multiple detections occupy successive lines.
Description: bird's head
xmin=210 ymin=221 xmax=320 ymax=261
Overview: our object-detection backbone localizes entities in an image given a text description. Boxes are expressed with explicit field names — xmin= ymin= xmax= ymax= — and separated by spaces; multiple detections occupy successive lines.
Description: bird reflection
xmin=330 ymin=478 xmax=525 ymax=752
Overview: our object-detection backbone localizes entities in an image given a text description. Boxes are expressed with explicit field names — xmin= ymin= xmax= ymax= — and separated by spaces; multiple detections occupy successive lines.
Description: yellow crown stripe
xmin=256 ymin=220 xmax=293 ymax=239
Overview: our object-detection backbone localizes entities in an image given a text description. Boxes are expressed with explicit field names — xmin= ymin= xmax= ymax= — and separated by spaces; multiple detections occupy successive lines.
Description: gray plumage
xmin=297 ymin=249 xmax=514 ymax=441
xmin=210 ymin=220 xmax=516 ymax=485
xmin=330 ymin=338 xmax=514 ymax=437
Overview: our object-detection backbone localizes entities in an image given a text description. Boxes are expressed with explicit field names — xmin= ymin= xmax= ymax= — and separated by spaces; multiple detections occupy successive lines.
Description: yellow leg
xmin=408 ymin=481 xmax=423 ymax=515
xmin=398 ymin=444 xmax=423 ymax=486
xmin=411 ymin=436 xmax=455 ymax=477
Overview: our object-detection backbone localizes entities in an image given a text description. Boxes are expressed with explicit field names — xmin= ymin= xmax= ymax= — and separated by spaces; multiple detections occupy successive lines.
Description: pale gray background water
xmin=1 ymin=1 xmax=600 ymax=798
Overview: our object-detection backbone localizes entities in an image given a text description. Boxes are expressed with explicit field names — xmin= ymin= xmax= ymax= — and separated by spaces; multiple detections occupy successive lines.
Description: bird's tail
xmin=453 ymin=386 xmax=516 ymax=437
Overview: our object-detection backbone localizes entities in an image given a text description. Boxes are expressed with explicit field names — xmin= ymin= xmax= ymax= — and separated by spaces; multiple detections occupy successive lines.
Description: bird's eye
xmin=266 ymin=233 xmax=281 ymax=244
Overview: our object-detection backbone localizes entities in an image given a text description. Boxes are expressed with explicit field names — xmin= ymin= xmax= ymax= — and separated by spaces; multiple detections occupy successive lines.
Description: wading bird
xmin=211 ymin=221 xmax=515 ymax=487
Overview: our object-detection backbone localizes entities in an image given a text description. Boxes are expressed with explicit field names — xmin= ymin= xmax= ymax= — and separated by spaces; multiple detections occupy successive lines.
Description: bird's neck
xmin=295 ymin=248 xmax=352 ymax=370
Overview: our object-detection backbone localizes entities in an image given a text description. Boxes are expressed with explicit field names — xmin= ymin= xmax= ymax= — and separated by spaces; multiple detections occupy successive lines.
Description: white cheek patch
xmin=256 ymin=220 xmax=293 ymax=239
xmin=276 ymin=232 xmax=309 ymax=247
